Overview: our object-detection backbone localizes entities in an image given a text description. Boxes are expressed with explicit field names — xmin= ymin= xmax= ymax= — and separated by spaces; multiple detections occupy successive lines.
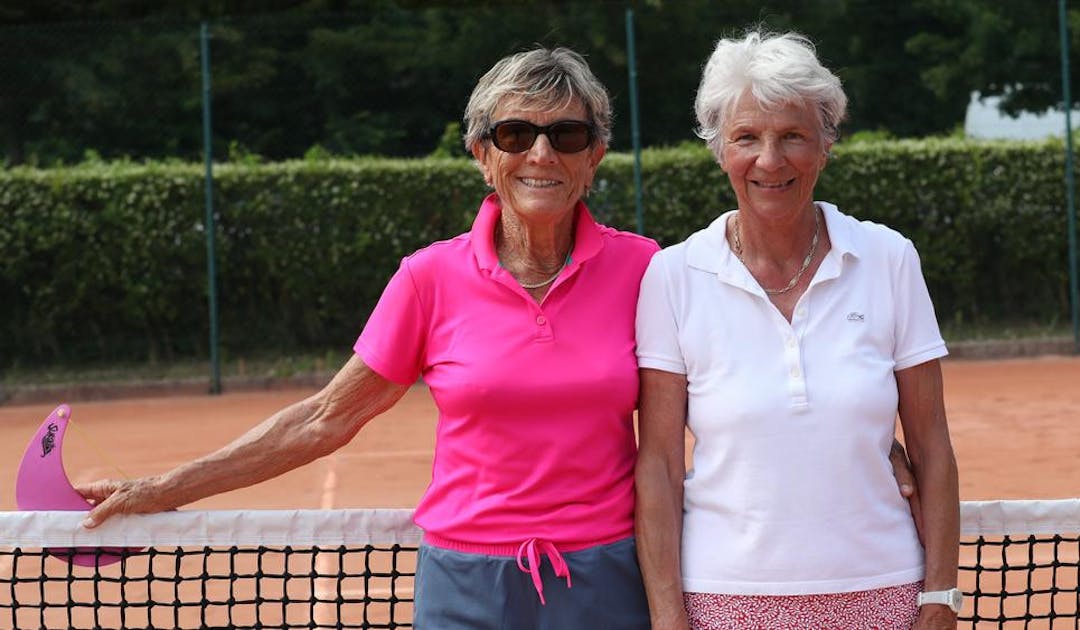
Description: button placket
xmin=530 ymin=305 xmax=553 ymax=341
xmin=785 ymin=305 xmax=809 ymax=406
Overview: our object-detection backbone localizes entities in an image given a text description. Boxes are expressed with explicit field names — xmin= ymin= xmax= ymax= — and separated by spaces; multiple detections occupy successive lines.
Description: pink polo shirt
xmin=355 ymin=194 xmax=659 ymax=553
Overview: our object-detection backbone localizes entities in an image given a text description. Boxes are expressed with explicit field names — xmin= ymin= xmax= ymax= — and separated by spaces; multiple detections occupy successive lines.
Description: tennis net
xmin=1 ymin=500 xmax=1077 ymax=629
xmin=0 ymin=509 xmax=420 ymax=629
xmin=960 ymin=499 xmax=1080 ymax=628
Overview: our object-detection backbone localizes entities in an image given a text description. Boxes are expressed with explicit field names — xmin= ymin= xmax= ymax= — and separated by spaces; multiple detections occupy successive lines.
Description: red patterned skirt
xmin=684 ymin=581 xmax=922 ymax=629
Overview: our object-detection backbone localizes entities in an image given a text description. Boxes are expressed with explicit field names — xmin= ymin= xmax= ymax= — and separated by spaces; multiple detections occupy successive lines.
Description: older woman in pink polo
xmin=77 ymin=47 xmax=656 ymax=628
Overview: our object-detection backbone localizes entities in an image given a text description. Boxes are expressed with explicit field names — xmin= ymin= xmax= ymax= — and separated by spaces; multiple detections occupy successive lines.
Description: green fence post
xmin=1059 ymin=0 xmax=1080 ymax=354
xmin=625 ymin=6 xmax=644 ymax=235
xmin=201 ymin=22 xmax=221 ymax=393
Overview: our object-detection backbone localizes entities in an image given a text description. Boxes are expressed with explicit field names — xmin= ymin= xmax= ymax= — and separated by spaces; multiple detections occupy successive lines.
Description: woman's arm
xmin=635 ymin=367 xmax=691 ymax=630
xmin=896 ymin=359 xmax=960 ymax=628
xmin=78 ymin=354 xmax=409 ymax=527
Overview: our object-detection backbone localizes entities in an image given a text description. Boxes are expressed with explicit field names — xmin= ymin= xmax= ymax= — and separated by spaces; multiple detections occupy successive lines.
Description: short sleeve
xmin=635 ymin=252 xmax=687 ymax=375
xmin=893 ymin=240 xmax=948 ymax=370
xmin=353 ymin=257 xmax=429 ymax=385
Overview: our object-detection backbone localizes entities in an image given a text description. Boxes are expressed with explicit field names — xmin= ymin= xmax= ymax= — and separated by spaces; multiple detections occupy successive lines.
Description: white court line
xmin=313 ymin=456 xmax=339 ymax=624
xmin=320 ymin=456 xmax=338 ymax=510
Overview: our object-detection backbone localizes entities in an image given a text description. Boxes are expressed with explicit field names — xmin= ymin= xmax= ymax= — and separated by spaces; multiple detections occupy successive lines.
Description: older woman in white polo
xmin=634 ymin=31 xmax=960 ymax=629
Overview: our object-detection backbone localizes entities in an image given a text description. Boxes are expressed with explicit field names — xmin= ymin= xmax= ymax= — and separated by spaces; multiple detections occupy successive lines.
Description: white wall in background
xmin=964 ymin=91 xmax=1080 ymax=140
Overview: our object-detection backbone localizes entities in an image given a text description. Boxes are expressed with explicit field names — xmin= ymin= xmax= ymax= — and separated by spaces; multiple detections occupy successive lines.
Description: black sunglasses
xmin=486 ymin=120 xmax=595 ymax=154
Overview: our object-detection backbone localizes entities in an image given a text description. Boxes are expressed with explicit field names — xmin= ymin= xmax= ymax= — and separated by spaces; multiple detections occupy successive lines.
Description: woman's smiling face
xmin=473 ymin=98 xmax=605 ymax=222
xmin=719 ymin=92 xmax=830 ymax=220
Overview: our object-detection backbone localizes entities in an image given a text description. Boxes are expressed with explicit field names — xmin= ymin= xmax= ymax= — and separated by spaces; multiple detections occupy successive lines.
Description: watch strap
xmin=917 ymin=588 xmax=963 ymax=613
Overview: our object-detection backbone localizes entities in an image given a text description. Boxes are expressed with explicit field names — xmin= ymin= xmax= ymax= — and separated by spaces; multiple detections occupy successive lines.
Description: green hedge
xmin=595 ymin=139 xmax=1072 ymax=330
xmin=1 ymin=139 xmax=1074 ymax=367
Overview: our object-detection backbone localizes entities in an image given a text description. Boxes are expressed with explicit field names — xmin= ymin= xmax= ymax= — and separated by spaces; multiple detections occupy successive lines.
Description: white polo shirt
xmin=636 ymin=202 xmax=947 ymax=595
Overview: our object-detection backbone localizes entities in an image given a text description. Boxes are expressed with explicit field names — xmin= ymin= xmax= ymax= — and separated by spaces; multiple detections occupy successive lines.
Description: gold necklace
xmin=509 ymin=250 xmax=573 ymax=290
xmin=732 ymin=209 xmax=821 ymax=295
xmin=495 ymin=222 xmax=572 ymax=290
xmin=517 ymin=264 xmax=565 ymax=289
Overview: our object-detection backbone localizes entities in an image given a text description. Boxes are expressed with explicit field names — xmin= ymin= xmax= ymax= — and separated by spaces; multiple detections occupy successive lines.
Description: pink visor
xmin=16 ymin=403 xmax=129 ymax=567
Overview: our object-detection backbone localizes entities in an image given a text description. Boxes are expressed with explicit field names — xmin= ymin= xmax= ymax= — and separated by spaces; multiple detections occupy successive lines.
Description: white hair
xmin=695 ymin=31 xmax=847 ymax=159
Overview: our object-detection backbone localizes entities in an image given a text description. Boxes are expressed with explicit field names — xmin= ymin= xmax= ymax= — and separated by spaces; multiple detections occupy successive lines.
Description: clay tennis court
xmin=0 ymin=356 xmax=1077 ymax=628
xmin=1 ymin=355 xmax=1078 ymax=512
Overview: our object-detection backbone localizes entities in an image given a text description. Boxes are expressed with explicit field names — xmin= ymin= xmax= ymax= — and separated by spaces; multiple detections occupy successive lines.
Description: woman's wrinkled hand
xmin=75 ymin=477 xmax=172 ymax=529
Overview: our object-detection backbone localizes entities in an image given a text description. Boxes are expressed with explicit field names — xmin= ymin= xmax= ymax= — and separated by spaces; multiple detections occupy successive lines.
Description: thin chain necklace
xmin=496 ymin=222 xmax=572 ymax=290
xmin=732 ymin=209 xmax=821 ymax=295
xmin=517 ymin=261 xmax=566 ymax=289
xmin=508 ymin=249 xmax=573 ymax=290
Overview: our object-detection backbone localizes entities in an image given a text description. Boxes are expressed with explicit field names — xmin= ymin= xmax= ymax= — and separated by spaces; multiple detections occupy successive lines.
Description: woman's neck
xmin=734 ymin=203 xmax=819 ymax=265
xmin=496 ymin=208 xmax=576 ymax=275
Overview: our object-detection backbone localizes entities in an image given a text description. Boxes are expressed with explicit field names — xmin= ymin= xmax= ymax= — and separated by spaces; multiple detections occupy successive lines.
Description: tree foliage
xmin=1 ymin=0 xmax=1078 ymax=165
xmin=908 ymin=0 xmax=1080 ymax=117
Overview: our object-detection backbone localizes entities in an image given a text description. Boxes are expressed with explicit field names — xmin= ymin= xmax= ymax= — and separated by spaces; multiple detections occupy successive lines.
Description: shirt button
xmin=796 ymin=308 xmax=806 ymax=318
xmin=786 ymin=336 xmax=796 ymax=348
xmin=790 ymin=366 xmax=801 ymax=378
xmin=536 ymin=315 xmax=547 ymax=325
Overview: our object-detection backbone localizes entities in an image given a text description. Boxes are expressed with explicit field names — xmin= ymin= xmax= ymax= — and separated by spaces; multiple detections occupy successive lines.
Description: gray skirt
xmin=413 ymin=537 xmax=650 ymax=629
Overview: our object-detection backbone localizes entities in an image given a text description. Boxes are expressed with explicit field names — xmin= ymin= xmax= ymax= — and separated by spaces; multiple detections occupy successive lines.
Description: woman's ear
xmin=589 ymin=144 xmax=607 ymax=170
xmin=471 ymin=143 xmax=492 ymax=186
xmin=714 ymin=141 xmax=728 ymax=172
xmin=820 ymin=140 xmax=834 ymax=169
xmin=470 ymin=142 xmax=486 ymax=163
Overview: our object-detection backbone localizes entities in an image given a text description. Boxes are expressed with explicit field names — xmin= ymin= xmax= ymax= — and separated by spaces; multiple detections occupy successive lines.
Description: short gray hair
xmin=695 ymin=31 xmax=847 ymax=159
xmin=463 ymin=47 xmax=612 ymax=152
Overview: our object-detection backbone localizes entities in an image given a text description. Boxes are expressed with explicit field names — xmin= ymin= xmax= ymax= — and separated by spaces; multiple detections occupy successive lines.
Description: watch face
xmin=950 ymin=589 xmax=964 ymax=610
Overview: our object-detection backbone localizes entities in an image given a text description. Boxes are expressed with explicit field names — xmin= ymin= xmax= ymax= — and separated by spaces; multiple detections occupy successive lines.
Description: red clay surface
xmin=0 ymin=356 xmax=1078 ymax=512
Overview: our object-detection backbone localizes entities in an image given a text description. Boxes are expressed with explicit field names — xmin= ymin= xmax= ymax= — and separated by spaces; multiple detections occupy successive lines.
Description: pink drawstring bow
xmin=516 ymin=538 xmax=572 ymax=605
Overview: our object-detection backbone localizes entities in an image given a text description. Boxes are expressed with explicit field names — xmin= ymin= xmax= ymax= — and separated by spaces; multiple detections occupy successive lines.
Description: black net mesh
xmin=2 ymin=504 xmax=1078 ymax=629
xmin=1 ymin=544 xmax=417 ymax=629
xmin=960 ymin=533 xmax=1080 ymax=628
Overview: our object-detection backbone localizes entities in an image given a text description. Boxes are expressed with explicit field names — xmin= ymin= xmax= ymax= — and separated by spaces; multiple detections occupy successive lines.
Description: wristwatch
xmin=917 ymin=587 xmax=964 ymax=613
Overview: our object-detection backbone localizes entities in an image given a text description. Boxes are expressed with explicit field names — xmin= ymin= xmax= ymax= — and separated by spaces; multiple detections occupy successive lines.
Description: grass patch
xmin=2 ymin=349 xmax=349 ymax=388
xmin=939 ymin=319 xmax=1074 ymax=342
